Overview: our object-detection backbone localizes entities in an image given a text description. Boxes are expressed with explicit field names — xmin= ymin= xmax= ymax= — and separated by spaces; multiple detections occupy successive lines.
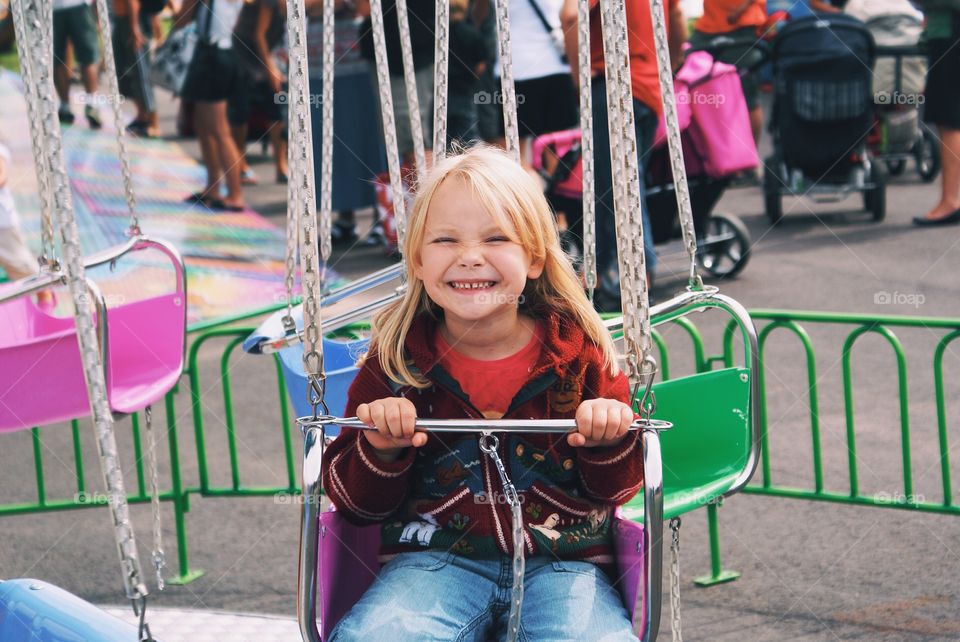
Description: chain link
xmin=432 ymin=0 xmax=449 ymax=160
xmin=143 ymin=406 xmax=166 ymax=591
xmin=597 ymin=0 xmax=653 ymax=385
xmin=478 ymin=433 xmax=524 ymax=642
xmin=318 ymin=0 xmax=335 ymax=262
xmin=669 ymin=517 xmax=683 ymax=642
xmin=646 ymin=0 xmax=698 ymax=286
xmin=11 ymin=0 xmax=56 ymax=264
xmin=576 ymin=0 xmax=596 ymax=296
xmin=370 ymin=0 xmax=408 ymax=250
xmin=286 ymin=0 xmax=326 ymax=394
xmin=395 ymin=0 xmax=427 ymax=178
xmin=13 ymin=0 xmax=150 ymax=609
xmin=93 ymin=0 xmax=140 ymax=235
xmin=492 ymin=0 xmax=520 ymax=162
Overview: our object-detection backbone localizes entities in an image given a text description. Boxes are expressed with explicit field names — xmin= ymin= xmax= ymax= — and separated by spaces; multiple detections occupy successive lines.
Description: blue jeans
xmin=329 ymin=551 xmax=636 ymax=641
xmin=591 ymin=78 xmax=659 ymax=295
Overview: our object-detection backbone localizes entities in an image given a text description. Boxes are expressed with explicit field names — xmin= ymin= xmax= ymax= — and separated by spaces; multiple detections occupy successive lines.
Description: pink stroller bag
xmin=530 ymin=129 xmax=584 ymax=200
xmin=668 ymin=50 xmax=759 ymax=178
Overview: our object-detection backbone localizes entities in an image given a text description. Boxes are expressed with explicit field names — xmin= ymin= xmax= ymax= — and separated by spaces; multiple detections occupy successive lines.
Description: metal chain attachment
xmin=492 ymin=0 xmax=521 ymax=161
xmin=432 ymin=0 xmax=449 ymax=160
xmin=395 ymin=0 xmax=427 ymax=178
xmin=576 ymin=0 xmax=596 ymax=297
xmin=370 ymin=0 xmax=409 ymax=250
xmin=478 ymin=433 xmax=524 ymax=642
xmin=13 ymin=0 xmax=150 ymax=611
xmin=646 ymin=0 xmax=699 ymax=288
xmin=93 ymin=0 xmax=140 ymax=235
xmin=318 ymin=0 xmax=336 ymax=262
xmin=669 ymin=517 xmax=683 ymax=642
xmin=10 ymin=0 xmax=56 ymax=265
xmin=143 ymin=406 xmax=166 ymax=590
xmin=597 ymin=0 xmax=654 ymax=386
xmin=286 ymin=0 xmax=326 ymax=400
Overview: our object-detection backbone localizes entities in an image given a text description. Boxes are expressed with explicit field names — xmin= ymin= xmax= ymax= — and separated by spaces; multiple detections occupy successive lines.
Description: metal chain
xmin=369 ymin=0 xmax=408 ymax=250
xmin=647 ymin=0 xmax=699 ymax=288
xmin=318 ymin=0 xmax=335 ymax=262
xmin=143 ymin=406 xmax=166 ymax=591
xmin=479 ymin=433 xmax=524 ymax=642
xmin=286 ymin=0 xmax=326 ymax=399
xmin=669 ymin=517 xmax=683 ymax=642
xmin=432 ymin=0 xmax=449 ymax=160
xmin=92 ymin=0 xmax=140 ymax=235
xmin=492 ymin=0 xmax=520 ymax=162
xmin=576 ymin=0 xmax=596 ymax=297
xmin=395 ymin=0 xmax=426 ymax=177
xmin=598 ymin=0 xmax=653 ymax=385
xmin=10 ymin=0 xmax=57 ymax=265
xmin=14 ymin=0 xmax=150 ymax=612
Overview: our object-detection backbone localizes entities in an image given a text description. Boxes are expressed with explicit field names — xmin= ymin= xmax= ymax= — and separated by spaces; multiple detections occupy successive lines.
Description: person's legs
xmin=209 ymin=101 xmax=245 ymax=207
xmin=329 ymin=552 xmax=495 ymax=642
xmin=270 ymin=123 xmax=288 ymax=181
xmin=52 ymin=10 xmax=72 ymax=111
xmin=193 ymin=102 xmax=222 ymax=199
xmin=590 ymin=78 xmax=618 ymax=301
xmin=516 ymin=558 xmax=635 ymax=641
xmin=920 ymin=126 xmax=960 ymax=221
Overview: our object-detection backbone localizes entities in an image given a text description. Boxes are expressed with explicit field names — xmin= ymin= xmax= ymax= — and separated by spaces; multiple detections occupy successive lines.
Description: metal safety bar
xmin=296 ymin=418 xmax=669 ymax=642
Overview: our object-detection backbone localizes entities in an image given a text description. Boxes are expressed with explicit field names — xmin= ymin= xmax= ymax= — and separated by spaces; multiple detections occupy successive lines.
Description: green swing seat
xmin=621 ymin=367 xmax=752 ymax=521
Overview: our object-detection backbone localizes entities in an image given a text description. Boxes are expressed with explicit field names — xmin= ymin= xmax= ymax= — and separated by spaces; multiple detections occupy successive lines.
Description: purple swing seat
xmin=0 ymin=237 xmax=187 ymax=433
xmin=314 ymin=510 xmax=648 ymax=641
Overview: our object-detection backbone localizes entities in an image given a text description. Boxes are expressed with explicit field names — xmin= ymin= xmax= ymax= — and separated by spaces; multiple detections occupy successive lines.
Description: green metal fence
xmin=3 ymin=309 xmax=958 ymax=586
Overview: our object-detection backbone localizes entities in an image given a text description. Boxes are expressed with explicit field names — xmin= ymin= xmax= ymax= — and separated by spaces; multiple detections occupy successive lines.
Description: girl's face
xmin=413 ymin=177 xmax=544 ymax=330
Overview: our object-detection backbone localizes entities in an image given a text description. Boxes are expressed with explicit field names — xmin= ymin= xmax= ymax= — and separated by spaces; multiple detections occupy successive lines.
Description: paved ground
xmin=2 ymin=89 xmax=959 ymax=641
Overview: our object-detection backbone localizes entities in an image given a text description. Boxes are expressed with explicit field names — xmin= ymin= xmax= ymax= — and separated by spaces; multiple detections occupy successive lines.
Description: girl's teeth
xmin=453 ymin=281 xmax=493 ymax=289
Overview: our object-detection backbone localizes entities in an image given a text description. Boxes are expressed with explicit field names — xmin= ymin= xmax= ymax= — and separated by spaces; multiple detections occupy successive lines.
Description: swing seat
xmin=622 ymin=367 xmax=753 ymax=521
xmin=0 ymin=578 xmax=138 ymax=641
xmin=0 ymin=238 xmax=187 ymax=433
xmin=312 ymin=510 xmax=648 ymax=641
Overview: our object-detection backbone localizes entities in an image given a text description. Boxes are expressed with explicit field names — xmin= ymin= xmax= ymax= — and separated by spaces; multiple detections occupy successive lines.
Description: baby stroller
xmin=764 ymin=13 xmax=887 ymax=223
xmin=846 ymin=0 xmax=941 ymax=183
xmin=532 ymin=47 xmax=758 ymax=280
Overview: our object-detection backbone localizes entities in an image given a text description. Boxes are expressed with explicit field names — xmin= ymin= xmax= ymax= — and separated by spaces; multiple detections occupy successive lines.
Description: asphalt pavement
xmin=1 ymin=90 xmax=959 ymax=641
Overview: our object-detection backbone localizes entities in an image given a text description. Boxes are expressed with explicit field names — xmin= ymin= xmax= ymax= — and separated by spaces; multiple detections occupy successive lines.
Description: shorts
xmin=515 ymin=73 xmax=578 ymax=138
xmin=181 ymin=43 xmax=245 ymax=104
xmin=112 ymin=15 xmax=156 ymax=113
xmin=371 ymin=65 xmax=435 ymax=156
xmin=53 ymin=5 xmax=100 ymax=68
xmin=924 ymin=14 xmax=960 ymax=130
xmin=690 ymin=27 xmax=762 ymax=110
xmin=228 ymin=77 xmax=282 ymax=127
xmin=0 ymin=226 xmax=38 ymax=281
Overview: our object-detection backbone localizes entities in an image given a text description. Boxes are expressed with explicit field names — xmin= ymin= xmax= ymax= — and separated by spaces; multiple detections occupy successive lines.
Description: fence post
xmin=694 ymin=502 xmax=740 ymax=586
xmin=163 ymin=385 xmax=204 ymax=585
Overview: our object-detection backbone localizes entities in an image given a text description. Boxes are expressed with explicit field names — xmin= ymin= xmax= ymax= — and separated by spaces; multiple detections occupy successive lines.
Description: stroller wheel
xmin=862 ymin=165 xmax=886 ymax=222
xmin=763 ymin=156 xmax=783 ymax=224
xmin=696 ymin=213 xmax=751 ymax=279
xmin=885 ymin=159 xmax=906 ymax=176
xmin=915 ymin=125 xmax=941 ymax=183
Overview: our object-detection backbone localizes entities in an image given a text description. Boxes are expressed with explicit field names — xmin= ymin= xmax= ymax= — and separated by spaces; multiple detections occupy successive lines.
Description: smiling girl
xmin=321 ymin=145 xmax=642 ymax=641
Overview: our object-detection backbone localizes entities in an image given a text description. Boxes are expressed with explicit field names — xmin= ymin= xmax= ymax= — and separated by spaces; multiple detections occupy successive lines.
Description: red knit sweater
xmin=321 ymin=311 xmax=643 ymax=564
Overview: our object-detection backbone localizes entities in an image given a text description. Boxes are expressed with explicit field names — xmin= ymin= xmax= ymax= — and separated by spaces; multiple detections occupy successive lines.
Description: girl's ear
xmin=527 ymin=256 xmax=545 ymax=280
xmin=412 ymin=256 xmax=425 ymax=281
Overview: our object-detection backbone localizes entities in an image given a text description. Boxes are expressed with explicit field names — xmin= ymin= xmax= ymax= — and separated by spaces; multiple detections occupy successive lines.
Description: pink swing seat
xmin=0 ymin=237 xmax=187 ymax=433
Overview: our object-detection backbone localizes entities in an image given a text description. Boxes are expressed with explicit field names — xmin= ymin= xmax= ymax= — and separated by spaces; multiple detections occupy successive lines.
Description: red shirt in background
xmin=589 ymin=0 xmax=679 ymax=114
xmin=436 ymin=323 xmax=544 ymax=418
xmin=695 ymin=0 xmax=767 ymax=33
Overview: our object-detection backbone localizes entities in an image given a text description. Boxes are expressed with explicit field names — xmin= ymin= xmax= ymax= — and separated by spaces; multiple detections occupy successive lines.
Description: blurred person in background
xmin=112 ymin=0 xmax=164 ymax=137
xmin=53 ymin=0 xmax=102 ymax=128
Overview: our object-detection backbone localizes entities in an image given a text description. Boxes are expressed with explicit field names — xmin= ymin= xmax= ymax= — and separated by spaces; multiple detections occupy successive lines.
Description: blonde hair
xmin=369 ymin=145 xmax=619 ymax=387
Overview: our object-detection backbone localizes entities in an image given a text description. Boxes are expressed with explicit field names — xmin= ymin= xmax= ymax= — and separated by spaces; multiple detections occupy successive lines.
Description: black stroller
xmin=764 ymin=14 xmax=887 ymax=223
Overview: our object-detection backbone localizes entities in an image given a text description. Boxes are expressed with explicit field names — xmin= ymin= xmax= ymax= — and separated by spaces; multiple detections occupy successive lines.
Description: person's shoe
xmin=362 ymin=222 xmax=386 ymax=247
xmin=331 ymin=222 xmax=359 ymax=247
xmin=241 ymin=168 xmax=258 ymax=186
xmin=276 ymin=170 xmax=288 ymax=184
xmin=58 ymin=106 xmax=75 ymax=125
xmin=913 ymin=209 xmax=960 ymax=226
xmin=85 ymin=105 xmax=102 ymax=130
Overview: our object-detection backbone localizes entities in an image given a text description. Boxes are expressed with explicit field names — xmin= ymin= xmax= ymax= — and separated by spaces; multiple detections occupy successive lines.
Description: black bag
xmin=140 ymin=0 xmax=167 ymax=15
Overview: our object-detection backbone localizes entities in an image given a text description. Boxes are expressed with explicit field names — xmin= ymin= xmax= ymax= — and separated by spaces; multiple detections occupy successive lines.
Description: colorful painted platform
xmin=0 ymin=69 xmax=316 ymax=328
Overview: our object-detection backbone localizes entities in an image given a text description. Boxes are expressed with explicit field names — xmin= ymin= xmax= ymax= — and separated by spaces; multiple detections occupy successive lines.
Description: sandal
xmin=210 ymin=199 xmax=246 ymax=212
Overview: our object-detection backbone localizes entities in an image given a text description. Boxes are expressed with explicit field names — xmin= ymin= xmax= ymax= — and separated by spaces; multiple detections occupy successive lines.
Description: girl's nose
xmin=457 ymin=242 xmax=485 ymax=267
